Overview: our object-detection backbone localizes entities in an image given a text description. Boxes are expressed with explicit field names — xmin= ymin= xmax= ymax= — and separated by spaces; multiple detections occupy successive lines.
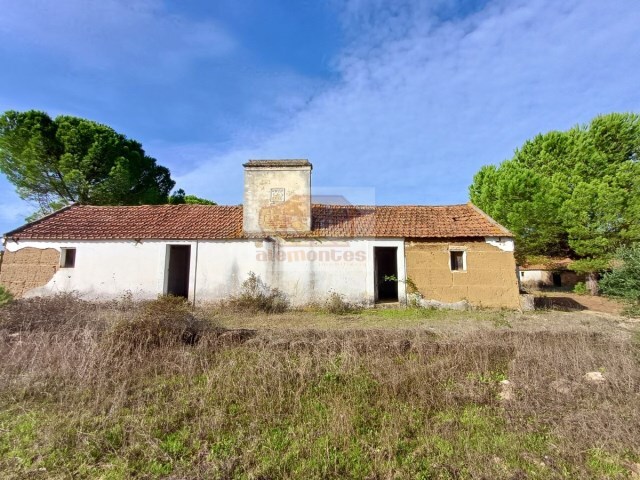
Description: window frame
xmin=449 ymin=248 xmax=466 ymax=272
xmin=60 ymin=247 xmax=76 ymax=269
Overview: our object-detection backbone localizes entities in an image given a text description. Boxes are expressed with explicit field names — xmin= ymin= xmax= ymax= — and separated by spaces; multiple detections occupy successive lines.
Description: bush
xmin=0 ymin=293 xmax=97 ymax=332
xmin=228 ymin=272 xmax=289 ymax=313
xmin=600 ymin=245 xmax=640 ymax=316
xmin=106 ymin=296 xmax=207 ymax=352
xmin=573 ymin=282 xmax=588 ymax=295
xmin=0 ymin=285 xmax=12 ymax=306
xmin=324 ymin=291 xmax=361 ymax=314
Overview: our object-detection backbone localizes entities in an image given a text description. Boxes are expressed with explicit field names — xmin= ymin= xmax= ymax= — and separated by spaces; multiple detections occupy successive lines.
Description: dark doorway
xmin=552 ymin=272 xmax=562 ymax=287
xmin=166 ymin=245 xmax=191 ymax=298
xmin=374 ymin=247 xmax=398 ymax=302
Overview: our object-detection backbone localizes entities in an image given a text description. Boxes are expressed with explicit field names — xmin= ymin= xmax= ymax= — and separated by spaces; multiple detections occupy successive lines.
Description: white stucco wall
xmin=4 ymin=237 xmax=406 ymax=305
xmin=519 ymin=270 xmax=552 ymax=288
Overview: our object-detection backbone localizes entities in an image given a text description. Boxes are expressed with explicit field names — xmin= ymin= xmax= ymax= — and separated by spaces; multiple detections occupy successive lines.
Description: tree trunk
xmin=586 ymin=272 xmax=599 ymax=295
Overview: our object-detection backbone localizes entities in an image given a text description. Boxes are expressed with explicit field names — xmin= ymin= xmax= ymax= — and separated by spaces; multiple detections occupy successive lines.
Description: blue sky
xmin=1 ymin=0 xmax=639 ymax=234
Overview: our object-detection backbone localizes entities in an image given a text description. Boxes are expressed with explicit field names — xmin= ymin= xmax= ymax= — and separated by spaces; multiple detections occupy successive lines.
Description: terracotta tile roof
xmin=519 ymin=258 xmax=573 ymax=271
xmin=4 ymin=203 xmax=511 ymax=240
xmin=5 ymin=205 xmax=244 ymax=240
xmin=306 ymin=204 xmax=511 ymax=238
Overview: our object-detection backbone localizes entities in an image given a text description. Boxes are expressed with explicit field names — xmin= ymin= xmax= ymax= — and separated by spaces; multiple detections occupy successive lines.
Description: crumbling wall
xmin=0 ymin=247 xmax=59 ymax=297
xmin=406 ymin=239 xmax=520 ymax=309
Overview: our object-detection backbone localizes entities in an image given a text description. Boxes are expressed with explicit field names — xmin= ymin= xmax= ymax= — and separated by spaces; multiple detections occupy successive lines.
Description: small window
xmin=60 ymin=248 xmax=76 ymax=268
xmin=450 ymin=250 xmax=465 ymax=271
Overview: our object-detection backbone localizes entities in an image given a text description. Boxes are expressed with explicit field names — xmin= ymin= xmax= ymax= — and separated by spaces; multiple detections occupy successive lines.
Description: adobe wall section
xmin=406 ymin=239 xmax=520 ymax=309
xmin=0 ymin=247 xmax=59 ymax=297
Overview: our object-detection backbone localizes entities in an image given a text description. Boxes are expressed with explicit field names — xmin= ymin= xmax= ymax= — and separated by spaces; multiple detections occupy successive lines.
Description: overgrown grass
xmin=1 ymin=296 xmax=639 ymax=479
xmin=0 ymin=285 xmax=12 ymax=306
xmin=323 ymin=291 xmax=362 ymax=315
xmin=224 ymin=272 xmax=289 ymax=313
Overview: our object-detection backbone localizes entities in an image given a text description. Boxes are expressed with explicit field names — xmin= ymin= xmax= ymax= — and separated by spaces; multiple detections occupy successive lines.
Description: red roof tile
xmin=519 ymin=258 xmax=573 ymax=271
xmin=4 ymin=203 xmax=511 ymax=240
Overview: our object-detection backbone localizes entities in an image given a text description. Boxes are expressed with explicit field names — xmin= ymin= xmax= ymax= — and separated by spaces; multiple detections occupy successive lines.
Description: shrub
xmin=573 ymin=282 xmax=588 ymax=295
xmin=106 ymin=296 xmax=207 ymax=352
xmin=228 ymin=272 xmax=289 ymax=313
xmin=0 ymin=285 xmax=12 ymax=306
xmin=600 ymin=245 xmax=640 ymax=316
xmin=324 ymin=291 xmax=361 ymax=314
xmin=0 ymin=293 xmax=96 ymax=332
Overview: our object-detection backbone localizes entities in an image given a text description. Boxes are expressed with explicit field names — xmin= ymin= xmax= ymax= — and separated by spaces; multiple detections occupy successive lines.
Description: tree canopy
xmin=169 ymin=189 xmax=216 ymax=205
xmin=469 ymin=113 xmax=640 ymax=272
xmin=0 ymin=110 xmax=176 ymax=217
xmin=599 ymin=244 xmax=640 ymax=316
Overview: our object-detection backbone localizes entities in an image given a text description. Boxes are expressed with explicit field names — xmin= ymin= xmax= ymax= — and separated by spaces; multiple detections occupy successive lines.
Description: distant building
xmin=1 ymin=160 xmax=521 ymax=308
xmin=518 ymin=258 xmax=584 ymax=290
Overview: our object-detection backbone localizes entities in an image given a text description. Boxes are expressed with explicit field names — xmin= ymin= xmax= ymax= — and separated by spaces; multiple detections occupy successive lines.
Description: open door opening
xmin=166 ymin=245 xmax=191 ymax=298
xmin=374 ymin=247 xmax=398 ymax=302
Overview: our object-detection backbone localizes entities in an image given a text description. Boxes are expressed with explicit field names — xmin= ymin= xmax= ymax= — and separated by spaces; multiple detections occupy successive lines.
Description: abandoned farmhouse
xmin=0 ymin=160 xmax=521 ymax=308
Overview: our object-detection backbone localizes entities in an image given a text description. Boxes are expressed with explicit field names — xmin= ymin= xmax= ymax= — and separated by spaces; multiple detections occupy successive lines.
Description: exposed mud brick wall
xmin=0 ymin=247 xmax=59 ymax=297
xmin=406 ymin=240 xmax=520 ymax=309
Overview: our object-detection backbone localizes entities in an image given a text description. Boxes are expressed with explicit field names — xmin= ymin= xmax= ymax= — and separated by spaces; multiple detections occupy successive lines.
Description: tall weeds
xmin=0 ymin=296 xmax=638 ymax=479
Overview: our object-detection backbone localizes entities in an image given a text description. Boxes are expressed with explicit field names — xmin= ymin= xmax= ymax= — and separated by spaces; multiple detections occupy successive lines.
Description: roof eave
xmin=467 ymin=202 xmax=513 ymax=237
xmin=3 ymin=203 xmax=77 ymax=239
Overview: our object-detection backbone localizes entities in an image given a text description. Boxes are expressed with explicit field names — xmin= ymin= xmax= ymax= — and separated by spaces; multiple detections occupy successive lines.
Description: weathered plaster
xmin=3 ymin=237 xmax=406 ymax=306
xmin=484 ymin=237 xmax=515 ymax=252
xmin=406 ymin=239 xmax=520 ymax=309
xmin=243 ymin=163 xmax=312 ymax=234
xmin=0 ymin=247 xmax=60 ymax=297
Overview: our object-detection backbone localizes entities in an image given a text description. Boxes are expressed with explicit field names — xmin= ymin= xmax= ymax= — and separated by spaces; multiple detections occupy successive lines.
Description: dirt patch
xmin=535 ymin=291 xmax=626 ymax=316
xmin=205 ymin=306 xmax=639 ymax=343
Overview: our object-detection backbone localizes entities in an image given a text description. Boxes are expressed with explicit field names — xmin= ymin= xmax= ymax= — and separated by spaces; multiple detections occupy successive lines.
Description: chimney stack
xmin=242 ymin=159 xmax=312 ymax=234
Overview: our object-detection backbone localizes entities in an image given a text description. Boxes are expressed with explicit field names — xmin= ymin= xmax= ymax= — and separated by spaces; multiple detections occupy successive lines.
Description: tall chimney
xmin=242 ymin=159 xmax=312 ymax=234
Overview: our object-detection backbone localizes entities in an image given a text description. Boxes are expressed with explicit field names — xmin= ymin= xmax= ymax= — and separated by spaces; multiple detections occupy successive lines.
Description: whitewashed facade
xmin=3 ymin=237 xmax=407 ymax=306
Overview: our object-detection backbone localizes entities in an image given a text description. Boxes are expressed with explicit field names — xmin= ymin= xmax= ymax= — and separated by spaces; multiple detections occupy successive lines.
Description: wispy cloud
xmin=174 ymin=0 xmax=640 ymax=206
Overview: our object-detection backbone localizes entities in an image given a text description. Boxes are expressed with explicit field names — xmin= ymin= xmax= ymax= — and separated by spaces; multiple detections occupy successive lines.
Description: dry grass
xmin=0 ymin=296 xmax=639 ymax=479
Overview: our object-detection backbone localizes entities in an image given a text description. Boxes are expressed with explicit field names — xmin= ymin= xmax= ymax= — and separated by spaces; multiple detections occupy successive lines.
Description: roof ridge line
xmin=311 ymin=203 xmax=470 ymax=208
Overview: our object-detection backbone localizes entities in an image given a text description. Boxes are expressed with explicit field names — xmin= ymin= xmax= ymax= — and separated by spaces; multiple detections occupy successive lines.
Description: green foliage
xmin=384 ymin=274 xmax=419 ymax=294
xmin=0 ymin=110 xmax=175 ymax=218
xmin=0 ymin=285 xmax=12 ymax=306
xmin=600 ymin=245 xmax=640 ymax=315
xmin=168 ymin=188 xmax=216 ymax=205
xmin=570 ymin=257 xmax=611 ymax=275
xmin=470 ymin=112 xmax=640 ymax=268
xmin=573 ymin=282 xmax=587 ymax=295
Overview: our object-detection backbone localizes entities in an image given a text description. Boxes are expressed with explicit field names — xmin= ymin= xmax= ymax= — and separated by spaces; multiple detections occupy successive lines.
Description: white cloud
xmin=175 ymin=0 xmax=640 ymax=206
